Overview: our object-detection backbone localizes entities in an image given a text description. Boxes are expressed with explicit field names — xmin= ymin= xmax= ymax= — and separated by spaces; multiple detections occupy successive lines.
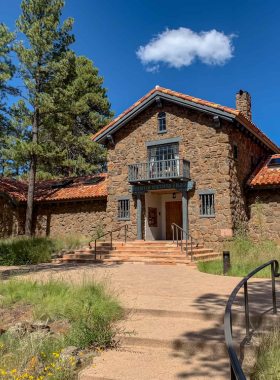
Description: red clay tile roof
xmin=0 ymin=174 xmax=107 ymax=204
xmin=0 ymin=177 xmax=28 ymax=202
xmin=246 ymin=155 xmax=280 ymax=188
xmin=92 ymin=87 xmax=280 ymax=153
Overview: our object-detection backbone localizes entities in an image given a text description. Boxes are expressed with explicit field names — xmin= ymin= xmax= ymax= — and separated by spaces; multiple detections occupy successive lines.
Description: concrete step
xmin=113 ymin=245 xmax=204 ymax=251
xmin=80 ymin=346 xmax=231 ymax=380
xmin=53 ymin=254 xmax=221 ymax=266
xmin=76 ymin=248 xmax=214 ymax=255
xmin=64 ymin=252 xmax=220 ymax=260
xmin=53 ymin=258 xmax=193 ymax=265
xmin=91 ymin=241 xmax=199 ymax=248
xmin=80 ymin=311 xmax=257 ymax=380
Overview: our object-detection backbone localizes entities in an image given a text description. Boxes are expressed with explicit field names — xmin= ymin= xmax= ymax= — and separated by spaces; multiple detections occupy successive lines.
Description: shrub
xmin=197 ymin=236 xmax=280 ymax=278
xmin=0 ymin=276 xmax=123 ymax=379
xmin=251 ymin=328 xmax=280 ymax=379
xmin=0 ymin=235 xmax=83 ymax=266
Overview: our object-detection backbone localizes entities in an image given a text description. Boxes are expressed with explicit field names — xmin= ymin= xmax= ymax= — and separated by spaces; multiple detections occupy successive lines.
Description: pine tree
xmin=0 ymin=24 xmax=17 ymax=176
xmin=38 ymin=56 xmax=113 ymax=177
xmin=15 ymin=0 xmax=76 ymax=235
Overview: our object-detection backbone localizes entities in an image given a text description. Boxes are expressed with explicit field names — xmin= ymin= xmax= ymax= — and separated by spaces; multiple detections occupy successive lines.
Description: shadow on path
xmin=172 ymin=278 xmax=280 ymax=379
xmin=0 ymin=262 xmax=124 ymax=280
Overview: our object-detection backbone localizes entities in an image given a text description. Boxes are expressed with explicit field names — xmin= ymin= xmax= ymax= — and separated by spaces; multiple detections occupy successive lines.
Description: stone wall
xmin=105 ymin=101 xmax=263 ymax=248
xmin=105 ymin=100 xmax=270 ymax=248
xmin=227 ymin=128 xmax=267 ymax=234
xmin=247 ymin=190 xmax=280 ymax=242
xmin=0 ymin=198 xmax=108 ymax=240
xmin=0 ymin=198 xmax=25 ymax=238
xmin=33 ymin=199 xmax=108 ymax=239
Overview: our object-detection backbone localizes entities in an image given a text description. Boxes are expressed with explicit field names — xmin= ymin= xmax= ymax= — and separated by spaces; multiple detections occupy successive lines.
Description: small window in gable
xmin=158 ymin=113 xmax=166 ymax=133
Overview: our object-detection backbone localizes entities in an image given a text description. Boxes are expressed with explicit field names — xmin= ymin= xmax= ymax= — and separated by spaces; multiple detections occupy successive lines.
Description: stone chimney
xmin=236 ymin=90 xmax=252 ymax=120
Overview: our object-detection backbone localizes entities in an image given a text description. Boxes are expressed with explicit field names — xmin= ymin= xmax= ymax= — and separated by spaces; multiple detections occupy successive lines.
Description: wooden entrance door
xmin=166 ymin=201 xmax=182 ymax=240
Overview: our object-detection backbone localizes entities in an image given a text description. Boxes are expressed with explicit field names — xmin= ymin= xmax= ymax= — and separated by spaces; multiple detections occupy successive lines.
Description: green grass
xmin=0 ymin=276 xmax=124 ymax=379
xmin=0 ymin=235 xmax=83 ymax=266
xmin=251 ymin=328 xmax=280 ymax=379
xmin=197 ymin=237 xmax=280 ymax=278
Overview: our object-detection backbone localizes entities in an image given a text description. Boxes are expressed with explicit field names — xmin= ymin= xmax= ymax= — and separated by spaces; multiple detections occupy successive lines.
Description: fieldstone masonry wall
xmin=0 ymin=198 xmax=108 ymax=240
xmin=105 ymin=100 xmax=269 ymax=249
xmin=0 ymin=198 xmax=25 ymax=238
xmin=247 ymin=190 xmax=280 ymax=243
xmin=227 ymin=128 xmax=267 ymax=233
xmin=33 ymin=200 xmax=107 ymax=238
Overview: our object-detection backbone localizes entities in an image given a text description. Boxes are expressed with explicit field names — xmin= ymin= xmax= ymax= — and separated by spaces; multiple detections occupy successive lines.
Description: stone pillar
xmin=137 ymin=193 xmax=142 ymax=240
xmin=182 ymin=189 xmax=188 ymax=240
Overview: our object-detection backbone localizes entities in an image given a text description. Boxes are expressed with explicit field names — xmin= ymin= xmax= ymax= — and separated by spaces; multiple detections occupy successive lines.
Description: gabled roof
xmin=0 ymin=174 xmax=107 ymax=205
xmin=246 ymin=155 xmax=280 ymax=188
xmin=92 ymin=87 xmax=280 ymax=154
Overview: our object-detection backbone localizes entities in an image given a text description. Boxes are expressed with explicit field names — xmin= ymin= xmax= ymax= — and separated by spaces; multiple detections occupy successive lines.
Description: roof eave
xmin=93 ymin=90 xmax=236 ymax=144
xmin=34 ymin=196 xmax=107 ymax=204
xmin=235 ymin=115 xmax=280 ymax=154
xmin=246 ymin=184 xmax=280 ymax=190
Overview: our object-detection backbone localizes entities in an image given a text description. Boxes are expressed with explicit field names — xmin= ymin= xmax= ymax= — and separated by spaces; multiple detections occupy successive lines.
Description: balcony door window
xmin=148 ymin=143 xmax=179 ymax=178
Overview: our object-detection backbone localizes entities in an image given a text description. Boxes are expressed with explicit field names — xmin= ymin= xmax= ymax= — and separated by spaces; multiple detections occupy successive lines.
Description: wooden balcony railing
xmin=128 ymin=159 xmax=190 ymax=183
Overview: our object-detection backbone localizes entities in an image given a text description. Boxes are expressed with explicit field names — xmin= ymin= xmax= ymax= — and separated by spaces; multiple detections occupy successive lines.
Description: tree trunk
xmin=25 ymin=108 xmax=39 ymax=236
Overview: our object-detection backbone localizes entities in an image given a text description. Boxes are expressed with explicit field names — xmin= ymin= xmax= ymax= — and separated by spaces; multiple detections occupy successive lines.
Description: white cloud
xmin=136 ymin=28 xmax=236 ymax=71
xmin=146 ymin=65 xmax=160 ymax=73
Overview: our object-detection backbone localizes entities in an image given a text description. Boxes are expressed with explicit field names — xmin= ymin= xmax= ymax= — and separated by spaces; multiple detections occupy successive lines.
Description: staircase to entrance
xmin=53 ymin=240 xmax=221 ymax=265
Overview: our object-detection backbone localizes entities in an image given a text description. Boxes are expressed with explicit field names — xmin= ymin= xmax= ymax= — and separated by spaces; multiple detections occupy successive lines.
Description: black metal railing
xmin=171 ymin=223 xmax=198 ymax=262
xmin=89 ymin=225 xmax=128 ymax=260
xmin=224 ymin=260 xmax=280 ymax=380
xmin=128 ymin=158 xmax=190 ymax=183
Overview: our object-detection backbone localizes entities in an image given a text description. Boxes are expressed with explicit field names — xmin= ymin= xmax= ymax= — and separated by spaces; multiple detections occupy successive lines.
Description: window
xmin=197 ymin=190 xmax=216 ymax=217
xmin=83 ymin=177 xmax=102 ymax=185
xmin=148 ymin=143 xmax=179 ymax=162
xmin=147 ymin=143 xmax=179 ymax=178
xmin=268 ymin=157 xmax=280 ymax=167
xmin=158 ymin=113 xmax=166 ymax=133
xmin=51 ymin=179 xmax=73 ymax=189
xmin=234 ymin=142 xmax=238 ymax=161
xmin=117 ymin=196 xmax=131 ymax=220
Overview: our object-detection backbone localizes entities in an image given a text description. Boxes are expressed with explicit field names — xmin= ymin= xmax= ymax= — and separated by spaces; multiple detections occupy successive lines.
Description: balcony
xmin=128 ymin=158 xmax=190 ymax=184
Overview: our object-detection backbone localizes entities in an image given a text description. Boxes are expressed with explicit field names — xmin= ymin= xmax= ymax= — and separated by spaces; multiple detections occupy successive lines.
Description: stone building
xmin=0 ymin=175 xmax=107 ymax=238
xmin=91 ymin=87 xmax=280 ymax=247
xmin=1 ymin=87 xmax=279 ymax=248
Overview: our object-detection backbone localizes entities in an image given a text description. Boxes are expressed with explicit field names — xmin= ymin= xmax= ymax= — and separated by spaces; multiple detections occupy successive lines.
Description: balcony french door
xmin=148 ymin=144 xmax=179 ymax=179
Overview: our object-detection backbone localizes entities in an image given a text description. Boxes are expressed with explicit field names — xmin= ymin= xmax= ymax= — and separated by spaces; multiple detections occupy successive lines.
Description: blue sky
xmin=2 ymin=0 xmax=280 ymax=145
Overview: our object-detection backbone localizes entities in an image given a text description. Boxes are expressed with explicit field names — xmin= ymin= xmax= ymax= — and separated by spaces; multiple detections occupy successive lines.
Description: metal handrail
xmin=171 ymin=223 xmax=198 ymax=262
xmin=224 ymin=260 xmax=280 ymax=380
xmin=89 ymin=224 xmax=128 ymax=260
